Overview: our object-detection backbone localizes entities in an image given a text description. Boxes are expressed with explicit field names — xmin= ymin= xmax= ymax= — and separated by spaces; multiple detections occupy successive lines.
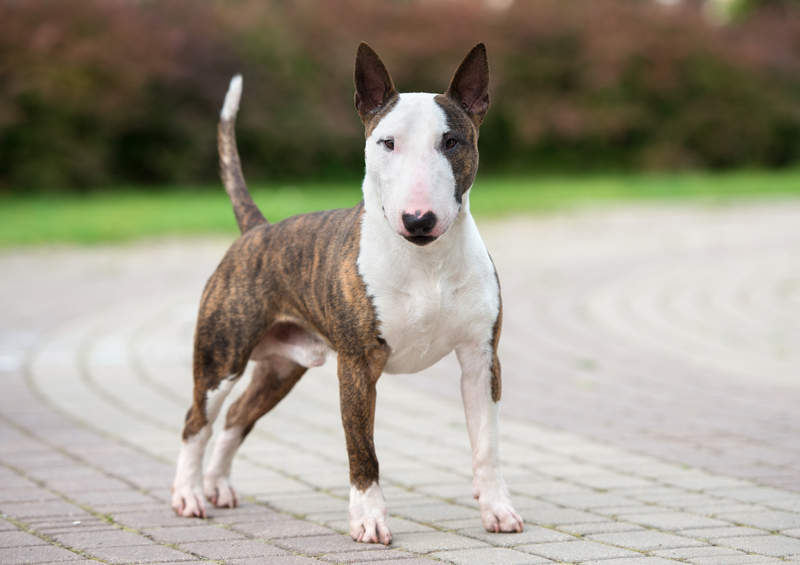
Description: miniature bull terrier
xmin=171 ymin=43 xmax=523 ymax=545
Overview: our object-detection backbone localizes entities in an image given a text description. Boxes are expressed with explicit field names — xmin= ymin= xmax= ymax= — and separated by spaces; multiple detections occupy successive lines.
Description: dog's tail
xmin=218 ymin=75 xmax=267 ymax=234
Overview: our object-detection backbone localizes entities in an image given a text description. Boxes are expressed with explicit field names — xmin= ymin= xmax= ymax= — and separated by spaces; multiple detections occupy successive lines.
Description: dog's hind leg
xmin=204 ymin=357 xmax=306 ymax=508
xmin=172 ymin=374 xmax=238 ymax=518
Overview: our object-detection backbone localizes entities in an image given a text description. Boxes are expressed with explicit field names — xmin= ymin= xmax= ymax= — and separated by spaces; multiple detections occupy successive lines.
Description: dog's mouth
xmin=403 ymin=235 xmax=437 ymax=246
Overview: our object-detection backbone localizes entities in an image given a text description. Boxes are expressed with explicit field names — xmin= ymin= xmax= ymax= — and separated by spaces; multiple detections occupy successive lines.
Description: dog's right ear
xmin=354 ymin=42 xmax=398 ymax=123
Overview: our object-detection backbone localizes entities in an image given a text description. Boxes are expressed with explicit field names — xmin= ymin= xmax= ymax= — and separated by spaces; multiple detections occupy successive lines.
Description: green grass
xmin=1 ymin=169 xmax=799 ymax=246
xmin=472 ymin=169 xmax=800 ymax=214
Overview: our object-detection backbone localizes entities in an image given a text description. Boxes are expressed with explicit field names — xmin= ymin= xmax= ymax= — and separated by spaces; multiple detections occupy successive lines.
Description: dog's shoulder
xmin=234 ymin=202 xmax=384 ymax=354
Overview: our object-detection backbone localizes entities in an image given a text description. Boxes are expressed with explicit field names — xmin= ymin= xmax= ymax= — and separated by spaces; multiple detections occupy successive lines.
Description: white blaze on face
xmin=205 ymin=378 xmax=235 ymax=422
xmin=362 ymin=93 xmax=459 ymax=239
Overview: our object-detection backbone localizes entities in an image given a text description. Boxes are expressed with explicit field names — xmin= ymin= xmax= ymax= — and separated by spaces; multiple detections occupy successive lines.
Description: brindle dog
xmin=171 ymin=43 xmax=523 ymax=545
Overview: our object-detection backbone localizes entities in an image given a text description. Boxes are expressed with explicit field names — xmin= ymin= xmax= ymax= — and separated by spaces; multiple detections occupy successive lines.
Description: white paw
xmin=171 ymin=483 xmax=207 ymax=518
xmin=204 ymin=474 xmax=238 ymax=508
xmin=475 ymin=482 xmax=524 ymax=533
xmin=349 ymin=482 xmax=392 ymax=545
xmin=480 ymin=498 xmax=524 ymax=533
xmin=350 ymin=514 xmax=392 ymax=545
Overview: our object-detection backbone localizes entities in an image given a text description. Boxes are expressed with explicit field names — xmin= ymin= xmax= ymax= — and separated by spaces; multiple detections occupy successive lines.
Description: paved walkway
xmin=1 ymin=201 xmax=799 ymax=564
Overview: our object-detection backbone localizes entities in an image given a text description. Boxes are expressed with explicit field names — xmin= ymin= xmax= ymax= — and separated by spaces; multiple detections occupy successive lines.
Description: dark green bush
xmin=1 ymin=0 xmax=798 ymax=192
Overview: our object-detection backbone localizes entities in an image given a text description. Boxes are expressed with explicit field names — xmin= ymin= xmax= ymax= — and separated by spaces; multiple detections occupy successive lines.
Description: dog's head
xmin=355 ymin=43 xmax=489 ymax=246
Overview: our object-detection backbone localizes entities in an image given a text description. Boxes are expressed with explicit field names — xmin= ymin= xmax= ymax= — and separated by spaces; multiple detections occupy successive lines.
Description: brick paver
xmin=1 ymin=202 xmax=799 ymax=563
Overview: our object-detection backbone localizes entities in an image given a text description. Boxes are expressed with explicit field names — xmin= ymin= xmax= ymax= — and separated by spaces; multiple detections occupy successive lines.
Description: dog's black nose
xmin=402 ymin=211 xmax=437 ymax=236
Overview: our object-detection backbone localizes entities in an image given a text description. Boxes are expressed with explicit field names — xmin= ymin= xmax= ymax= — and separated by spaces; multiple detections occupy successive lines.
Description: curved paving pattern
xmin=411 ymin=202 xmax=800 ymax=493
xmin=1 ymin=202 xmax=799 ymax=564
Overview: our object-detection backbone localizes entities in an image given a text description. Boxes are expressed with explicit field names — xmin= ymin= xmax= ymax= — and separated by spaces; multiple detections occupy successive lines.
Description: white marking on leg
xmin=204 ymin=424 xmax=243 ymax=508
xmin=349 ymin=481 xmax=392 ymax=545
xmin=172 ymin=425 xmax=211 ymax=517
xmin=457 ymin=344 xmax=523 ymax=533
xmin=205 ymin=378 xmax=236 ymax=421
xmin=172 ymin=377 xmax=236 ymax=518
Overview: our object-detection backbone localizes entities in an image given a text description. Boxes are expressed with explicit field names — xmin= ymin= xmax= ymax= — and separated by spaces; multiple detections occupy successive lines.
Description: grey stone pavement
xmin=1 ymin=201 xmax=799 ymax=564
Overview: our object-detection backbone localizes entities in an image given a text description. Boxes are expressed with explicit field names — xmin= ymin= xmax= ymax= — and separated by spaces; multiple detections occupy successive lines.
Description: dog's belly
xmin=250 ymin=321 xmax=329 ymax=368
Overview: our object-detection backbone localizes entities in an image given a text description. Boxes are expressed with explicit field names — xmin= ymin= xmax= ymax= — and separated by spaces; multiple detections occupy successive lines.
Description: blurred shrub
xmin=731 ymin=0 xmax=800 ymax=19
xmin=1 ymin=0 xmax=799 ymax=192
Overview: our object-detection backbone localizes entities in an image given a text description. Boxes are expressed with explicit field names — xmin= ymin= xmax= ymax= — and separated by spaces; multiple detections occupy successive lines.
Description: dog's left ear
xmin=354 ymin=42 xmax=398 ymax=123
xmin=446 ymin=43 xmax=490 ymax=126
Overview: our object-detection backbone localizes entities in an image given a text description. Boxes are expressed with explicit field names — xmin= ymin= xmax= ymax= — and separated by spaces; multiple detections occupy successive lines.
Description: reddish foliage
xmin=1 ymin=0 xmax=798 ymax=191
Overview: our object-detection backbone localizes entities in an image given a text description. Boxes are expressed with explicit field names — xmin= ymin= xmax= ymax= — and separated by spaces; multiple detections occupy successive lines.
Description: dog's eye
xmin=379 ymin=138 xmax=394 ymax=151
xmin=443 ymin=136 xmax=458 ymax=150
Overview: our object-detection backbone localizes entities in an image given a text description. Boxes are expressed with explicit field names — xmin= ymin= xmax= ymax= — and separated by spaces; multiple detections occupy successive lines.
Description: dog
xmin=171 ymin=43 xmax=523 ymax=545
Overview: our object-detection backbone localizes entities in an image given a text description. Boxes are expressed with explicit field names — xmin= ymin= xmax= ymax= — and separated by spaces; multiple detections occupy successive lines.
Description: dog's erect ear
xmin=354 ymin=42 xmax=398 ymax=122
xmin=445 ymin=43 xmax=490 ymax=126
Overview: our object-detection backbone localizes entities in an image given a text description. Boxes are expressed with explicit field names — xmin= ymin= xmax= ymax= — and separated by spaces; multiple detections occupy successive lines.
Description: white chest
xmin=358 ymin=211 xmax=499 ymax=375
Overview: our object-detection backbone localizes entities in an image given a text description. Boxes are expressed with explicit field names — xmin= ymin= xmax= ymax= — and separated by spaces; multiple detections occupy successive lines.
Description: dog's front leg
xmin=456 ymin=343 xmax=524 ymax=533
xmin=337 ymin=345 xmax=392 ymax=545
